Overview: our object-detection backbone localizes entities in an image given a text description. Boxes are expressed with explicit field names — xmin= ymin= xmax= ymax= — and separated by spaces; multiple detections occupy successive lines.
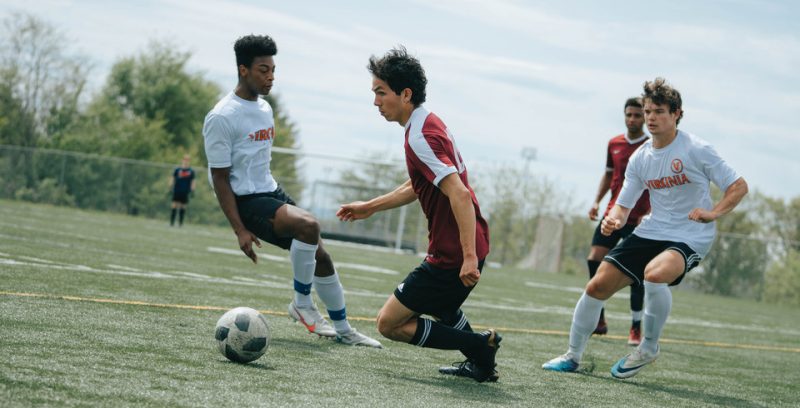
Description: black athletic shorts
xmin=172 ymin=191 xmax=189 ymax=204
xmin=236 ymin=186 xmax=296 ymax=250
xmin=591 ymin=222 xmax=635 ymax=248
xmin=603 ymin=234 xmax=701 ymax=287
xmin=394 ymin=260 xmax=485 ymax=319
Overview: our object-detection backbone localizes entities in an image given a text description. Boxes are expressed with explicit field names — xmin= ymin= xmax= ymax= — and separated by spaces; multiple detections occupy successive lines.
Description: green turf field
xmin=1 ymin=199 xmax=798 ymax=407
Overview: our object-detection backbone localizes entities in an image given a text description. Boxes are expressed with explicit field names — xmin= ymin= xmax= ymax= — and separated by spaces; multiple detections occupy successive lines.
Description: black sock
xmin=588 ymin=259 xmax=605 ymax=322
xmin=630 ymin=283 xmax=644 ymax=315
xmin=178 ymin=208 xmax=185 ymax=225
xmin=170 ymin=208 xmax=176 ymax=226
xmin=440 ymin=309 xmax=473 ymax=332
xmin=587 ymin=259 xmax=601 ymax=279
xmin=409 ymin=318 xmax=486 ymax=355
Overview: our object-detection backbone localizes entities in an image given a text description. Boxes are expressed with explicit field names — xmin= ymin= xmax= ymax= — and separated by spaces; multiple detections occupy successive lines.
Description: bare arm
xmin=688 ymin=177 xmax=749 ymax=223
xmin=589 ymin=171 xmax=612 ymax=221
xmin=210 ymin=167 xmax=261 ymax=263
xmin=601 ymin=203 xmax=632 ymax=236
xmin=438 ymin=173 xmax=480 ymax=287
xmin=336 ymin=179 xmax=417 ymax=221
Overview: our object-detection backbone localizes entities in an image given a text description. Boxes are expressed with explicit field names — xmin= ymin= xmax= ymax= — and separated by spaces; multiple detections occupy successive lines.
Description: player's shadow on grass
xmin=397 ymin=374 xmax=522 ymax=404
xmin=218 ymin=360 xmax=276 ymax=371
xmin=582 ymin=371 xmax=761 ymax=408
xmin=625 ymin=380 xmax=760 ymax=407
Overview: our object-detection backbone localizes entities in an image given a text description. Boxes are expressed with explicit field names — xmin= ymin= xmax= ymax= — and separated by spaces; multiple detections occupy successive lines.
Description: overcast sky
xmin=3 ymin=0 xmax=798 ymax=207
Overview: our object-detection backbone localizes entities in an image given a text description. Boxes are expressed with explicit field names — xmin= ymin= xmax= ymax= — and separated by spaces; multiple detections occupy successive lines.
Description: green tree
xmin=698 ymin=209 xmax=768 ymax=298
xmin=0 ymin=13 xmax=89 ymax=199
xmin=265 ymin=94 xmax=304 ymax=198
xmin=98 ymin=41 xmax=220 ymax=158
xmin=763 ymin=249 xmax=800 ymax=306
xmin=471 ymin=164 xmax=576 ymax=266
xmin=56 ymin=102 xmax=170 ymax=159
xmin=0 ymin=12 xmax=89 ymax=145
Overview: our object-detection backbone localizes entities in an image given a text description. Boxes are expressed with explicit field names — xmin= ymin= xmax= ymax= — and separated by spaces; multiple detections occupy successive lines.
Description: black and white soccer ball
xmin=215 ymin=307 xmax=271 ymax=363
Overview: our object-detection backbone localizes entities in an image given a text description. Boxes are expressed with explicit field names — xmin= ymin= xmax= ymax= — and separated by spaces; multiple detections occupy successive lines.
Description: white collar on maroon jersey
xmin=624 ymin=132 xmax=648 ymax=144
xmin=404 ymin=105 xmax=430 ymax=131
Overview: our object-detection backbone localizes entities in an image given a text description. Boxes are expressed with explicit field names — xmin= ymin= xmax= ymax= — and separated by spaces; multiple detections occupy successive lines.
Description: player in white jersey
xmin=543 ymin=78 xmax=748 ymax=378
xmin=203 ymin=34 xmax=381 ymax=348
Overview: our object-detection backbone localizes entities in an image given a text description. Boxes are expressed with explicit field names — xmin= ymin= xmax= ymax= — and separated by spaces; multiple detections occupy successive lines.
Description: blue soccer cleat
xmin=542 ymin=354 xmax=580 ymax=372
xmin=610 ymin=346 xmax=659 ymax=379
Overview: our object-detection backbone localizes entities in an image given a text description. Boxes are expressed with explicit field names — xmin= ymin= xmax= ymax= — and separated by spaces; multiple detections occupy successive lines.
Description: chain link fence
xmin=0 ymin=144 xmax=424 ymax=252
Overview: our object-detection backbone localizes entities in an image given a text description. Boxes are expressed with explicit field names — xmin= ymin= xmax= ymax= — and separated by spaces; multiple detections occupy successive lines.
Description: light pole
xmin=521 ymin=147 xmax=537 ymax=175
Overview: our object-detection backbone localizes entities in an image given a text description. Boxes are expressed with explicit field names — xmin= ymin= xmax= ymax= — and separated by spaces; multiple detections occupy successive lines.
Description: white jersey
xmin=617 ymin=130 xmax=740 ymax=257
xmin=203 ymin=92 xmax=278 ymax=196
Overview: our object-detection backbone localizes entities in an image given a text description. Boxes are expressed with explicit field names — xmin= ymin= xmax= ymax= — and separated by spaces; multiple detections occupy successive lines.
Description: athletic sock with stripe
xmin=410 ymin=317 xmax=485 ymax=355
xmin=314 ymin=272 xmax=352 ymax=334
xmin=290 ymin=239 xmax=317 ymax=308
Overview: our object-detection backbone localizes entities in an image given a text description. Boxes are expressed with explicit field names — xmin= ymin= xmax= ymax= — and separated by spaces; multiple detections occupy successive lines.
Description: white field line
xmin=4 ymin=253 xmax=798 ymax=336
xmin=206 ymin=246 xmax=400 ymax=275
xmin=525 ymin=281 xmax=631 ymax=300
xmin=206 ymin=246 xmax=287 ymax=262
xmin=107 ymin=264 xmax=143 ymax=272
xmin=335 ymin=262 xmax=399 ymax=275
xmin=0 ymin=256 xmax=290 ymax=291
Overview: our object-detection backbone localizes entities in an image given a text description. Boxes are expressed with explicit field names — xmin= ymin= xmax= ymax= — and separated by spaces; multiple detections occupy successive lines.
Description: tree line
xmin=1 ymin=13 xmax=798 ymax=306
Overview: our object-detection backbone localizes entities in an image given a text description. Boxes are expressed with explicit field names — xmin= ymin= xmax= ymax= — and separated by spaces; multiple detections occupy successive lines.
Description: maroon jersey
xmin=605 ymin=133 xmax=651 ymax=224
xmin=404 ymin=107 xmax=490 ymax=269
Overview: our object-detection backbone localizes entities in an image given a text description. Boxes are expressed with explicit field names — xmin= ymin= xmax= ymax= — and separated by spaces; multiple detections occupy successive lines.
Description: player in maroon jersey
xmin=587 ymin=97 xmax=651 ymax=345
xmin=337 ymin=46 xmax=500 ymax=383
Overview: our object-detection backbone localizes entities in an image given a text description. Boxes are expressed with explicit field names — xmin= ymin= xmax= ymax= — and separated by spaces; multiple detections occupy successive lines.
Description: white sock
xmin=314 ymin=272 xmax=352 ymax=334
xmin=641 ymin=281 xmax=671 ymax=354
xmin=631 ymin=310 xmax=643 ymax=322
xmin=290 ymin=239 xmax=317 ymax=308
xmin=567 ymin=292 xmax=605 ymax=361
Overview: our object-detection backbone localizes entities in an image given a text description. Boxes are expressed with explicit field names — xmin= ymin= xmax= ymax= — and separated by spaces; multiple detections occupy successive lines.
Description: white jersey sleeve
xmin=695 ymin=143 xmax=740 ymax=192
xmin=615 ymin=148 xmax=646 ymax=209
xmin=203 ymin=113 xmax=234 ymax=169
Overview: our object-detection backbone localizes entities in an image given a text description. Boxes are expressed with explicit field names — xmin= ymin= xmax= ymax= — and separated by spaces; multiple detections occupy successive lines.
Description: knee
xmin=585 ymin=267 xmax=613 ymax=300
xmin=585 ymin=281 xmax=606 ymax=300
xmin=294 ymin=216 xmax=320 ymax=242
xmin=376 ymin=312 xmax=394 ymax=339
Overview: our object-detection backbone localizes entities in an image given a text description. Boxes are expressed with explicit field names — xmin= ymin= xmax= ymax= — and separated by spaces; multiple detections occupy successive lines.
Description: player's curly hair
xmin=643 ymin=77 xmax=683 ymax=125
xmin=368 ymin=46 xmax=427 ymax=106
xmin=234 ymin=35 xmax=277 ymax=69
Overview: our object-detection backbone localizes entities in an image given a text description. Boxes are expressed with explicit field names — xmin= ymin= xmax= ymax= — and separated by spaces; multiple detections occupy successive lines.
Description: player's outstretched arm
xmin=589 ymin=171 xmax=612 ymax=221
xmin=438 ymin=173 xmax=479 ymax=287
xmin=601 ymin=204 xmax=632 ymax=236
xmin=688 ymin=177 xmax=748 ymax=223
xmin=210 ymin=167 xmax=261 ymax=263
xmin=337 ymin=179 xmax=417 ymax=222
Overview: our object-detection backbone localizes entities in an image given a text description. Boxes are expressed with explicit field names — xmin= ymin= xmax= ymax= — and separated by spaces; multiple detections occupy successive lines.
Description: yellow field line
xmin=3 ymin=290 xmax=799 ymax=354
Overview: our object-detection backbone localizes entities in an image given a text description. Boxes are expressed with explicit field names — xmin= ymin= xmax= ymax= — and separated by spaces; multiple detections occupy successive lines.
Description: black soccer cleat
xmin=438 ymin=359 xmax=499 ymax=383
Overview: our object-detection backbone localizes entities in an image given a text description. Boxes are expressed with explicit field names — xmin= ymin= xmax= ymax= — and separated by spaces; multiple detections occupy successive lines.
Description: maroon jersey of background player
xmin=605 ymin=134 xmax=650 ymax=224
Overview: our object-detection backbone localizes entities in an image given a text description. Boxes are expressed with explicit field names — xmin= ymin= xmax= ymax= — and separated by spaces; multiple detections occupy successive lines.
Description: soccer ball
xmin=215 ymin=307 xmax=271 ymax=363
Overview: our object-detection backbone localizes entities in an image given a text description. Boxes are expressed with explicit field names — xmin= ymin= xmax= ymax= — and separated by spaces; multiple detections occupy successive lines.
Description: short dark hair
xmin=367 ymin=46 xmax=427 ymax=106
xmin=643 ymin=77 xmax=683 ymax=124
xmin=234 ymin=35 xmax=277 ymax=68
xmin=624 ymin=97 xmax=643 ymax=110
